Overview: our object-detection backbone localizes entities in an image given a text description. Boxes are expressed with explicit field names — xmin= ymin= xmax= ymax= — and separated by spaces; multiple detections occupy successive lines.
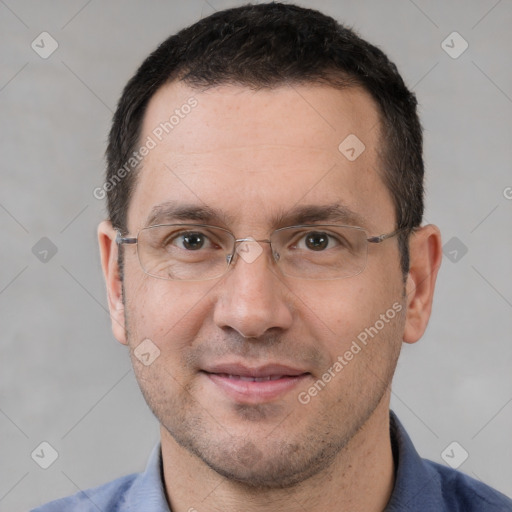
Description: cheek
xmin=294 ymin=277 xmax=403 ymax=354
xmin=124 ymin=271 xmax=215 ymax=352
xmin=290 ymin=280 xmax=367 ymax=335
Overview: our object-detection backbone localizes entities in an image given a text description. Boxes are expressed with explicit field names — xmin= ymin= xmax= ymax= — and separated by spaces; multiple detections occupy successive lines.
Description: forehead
xmin=127 ymin=82 xmax=394 ymax=233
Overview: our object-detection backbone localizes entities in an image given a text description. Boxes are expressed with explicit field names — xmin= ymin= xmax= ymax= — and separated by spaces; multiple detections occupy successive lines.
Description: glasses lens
xmin=271 ymin=225 xmax=368 ymax=279
xmin=137 ymin=225 xmax=234 ymax=280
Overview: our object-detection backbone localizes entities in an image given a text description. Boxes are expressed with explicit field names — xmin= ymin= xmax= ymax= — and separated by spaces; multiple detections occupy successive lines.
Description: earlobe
xmin=403 ymin=224 xmax=442 ymax=344
xmin=98 ymin=220 xmax=128 ymax=345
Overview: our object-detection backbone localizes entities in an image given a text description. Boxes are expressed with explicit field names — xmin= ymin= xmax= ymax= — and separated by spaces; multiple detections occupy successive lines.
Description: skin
xmin=99 ymin=82 xmax=442 ymax=512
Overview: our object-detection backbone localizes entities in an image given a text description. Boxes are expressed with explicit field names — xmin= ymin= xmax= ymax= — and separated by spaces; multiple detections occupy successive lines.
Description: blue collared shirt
xmin=31 ymin=411 xmax=512 ymax=511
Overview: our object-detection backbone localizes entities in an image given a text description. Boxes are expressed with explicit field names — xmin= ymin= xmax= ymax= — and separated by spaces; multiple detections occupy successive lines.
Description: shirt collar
xmin=385 ymin=410 xmax=443 ymax=511
xmin=125 ymin=443 xmax=171 ymax=511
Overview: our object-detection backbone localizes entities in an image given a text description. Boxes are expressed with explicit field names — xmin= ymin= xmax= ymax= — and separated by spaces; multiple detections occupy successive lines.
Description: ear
xmin=403 ymin=224 xmax=442 ymax=344
xmin=98 ymin=220 xmax=127 ymax=345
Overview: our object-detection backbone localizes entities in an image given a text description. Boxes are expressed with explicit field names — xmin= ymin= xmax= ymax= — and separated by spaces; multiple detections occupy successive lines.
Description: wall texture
xmin=1 ymin=1 xmax=511 ymax=510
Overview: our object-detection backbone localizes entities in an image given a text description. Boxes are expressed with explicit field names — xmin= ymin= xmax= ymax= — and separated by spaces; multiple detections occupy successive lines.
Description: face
xmin=104 ymin=82 xmax=410 ymax=487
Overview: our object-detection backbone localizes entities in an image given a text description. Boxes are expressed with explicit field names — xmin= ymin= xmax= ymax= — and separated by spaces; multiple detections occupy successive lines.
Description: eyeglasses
xmin=116 ymin=224 xmax=404 ymax=281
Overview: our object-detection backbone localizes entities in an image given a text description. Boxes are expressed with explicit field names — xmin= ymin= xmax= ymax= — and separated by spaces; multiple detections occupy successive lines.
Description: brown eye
xmin=181 ymin=232 xmax=205 ymax=250
xmin=305 ymin=232 xmax=329 ymax=251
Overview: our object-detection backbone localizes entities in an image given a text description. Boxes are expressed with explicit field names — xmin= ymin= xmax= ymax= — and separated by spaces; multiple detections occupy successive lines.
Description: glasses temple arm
xmin=115 ymin=231 xmax=137 ymax=245
xmin=367 ymin=227 xmax=411 ymax=244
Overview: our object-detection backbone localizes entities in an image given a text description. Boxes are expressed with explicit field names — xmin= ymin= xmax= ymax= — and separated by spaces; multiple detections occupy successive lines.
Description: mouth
xmin=211 ymin=373 xmax=293 ymax=382
xmin=200 ymin=363 xmax=311 ymax=403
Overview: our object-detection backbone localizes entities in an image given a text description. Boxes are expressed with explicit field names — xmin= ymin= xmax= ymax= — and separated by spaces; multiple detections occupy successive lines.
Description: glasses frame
xmin=115 ymin=223 xmax=407 ymax=281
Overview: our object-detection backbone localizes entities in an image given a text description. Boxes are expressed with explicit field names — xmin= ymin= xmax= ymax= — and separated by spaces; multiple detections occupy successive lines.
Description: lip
xmin=201 ymin=362 xmax=311 ymax=403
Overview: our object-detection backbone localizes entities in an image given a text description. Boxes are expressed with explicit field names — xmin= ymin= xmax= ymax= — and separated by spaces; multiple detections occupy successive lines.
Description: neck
xmin=161 ymin=400 xmax=395 ymax=512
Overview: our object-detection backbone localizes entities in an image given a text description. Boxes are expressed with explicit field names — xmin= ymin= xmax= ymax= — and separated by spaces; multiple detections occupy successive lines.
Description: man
xmin=33 ymin=3 xmax=512 ymax=511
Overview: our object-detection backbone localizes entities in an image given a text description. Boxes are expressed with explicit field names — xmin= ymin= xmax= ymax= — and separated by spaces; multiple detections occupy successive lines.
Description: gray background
xmin=1 ymin=0 xmax=511 ymax=510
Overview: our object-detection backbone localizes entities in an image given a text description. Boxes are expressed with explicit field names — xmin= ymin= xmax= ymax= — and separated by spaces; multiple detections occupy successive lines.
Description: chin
xmin=172 ymin=427 xmax=344 ymax=490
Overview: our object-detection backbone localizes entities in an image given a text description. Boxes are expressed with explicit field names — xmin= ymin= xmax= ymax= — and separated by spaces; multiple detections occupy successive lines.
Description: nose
xmin=213 ymin=241 xmax=294 ymax=339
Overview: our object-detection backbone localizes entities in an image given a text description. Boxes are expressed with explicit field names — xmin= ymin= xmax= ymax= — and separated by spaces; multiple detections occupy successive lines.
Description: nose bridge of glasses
xmin=234 ymin=237 xmax=272 ymax=244
xmin=226 ymin=237 xmax=275 ymax=266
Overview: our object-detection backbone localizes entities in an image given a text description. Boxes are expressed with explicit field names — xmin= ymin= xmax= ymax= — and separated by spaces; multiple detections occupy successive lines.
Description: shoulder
xmin=423 ymin=459 xmax=512 ymax=511
xmin=30 ymin=473 xmax=138 ymax=512
xmin=31 ymin=443 xmax=168 ymax=511
xmin=387 ymin=411 xmax=512 ymax=511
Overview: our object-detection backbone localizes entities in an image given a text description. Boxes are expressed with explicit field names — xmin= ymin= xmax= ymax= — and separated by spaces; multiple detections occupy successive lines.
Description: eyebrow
xmin=271 ymin=204 xmax=367 ymax=228
xmin=144 ymin=201 xmax=367 ymax=230
xmin=145 ymin=201 xmax=236 ymax=227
